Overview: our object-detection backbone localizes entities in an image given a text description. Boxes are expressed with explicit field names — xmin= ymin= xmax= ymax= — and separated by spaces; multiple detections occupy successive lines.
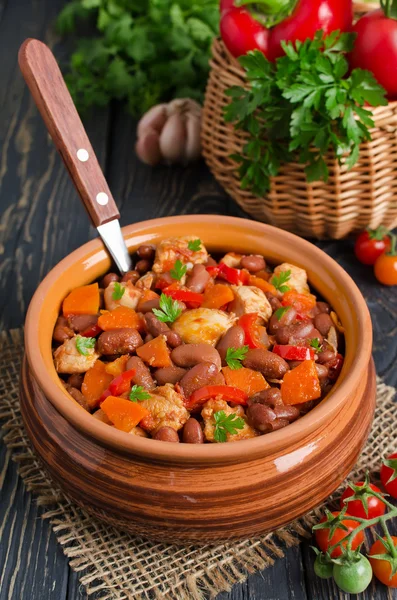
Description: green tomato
xmin=314 ymin=555 xmax=333 ymax=579
xmin=333 ymin=555 xmax=373 ymax=594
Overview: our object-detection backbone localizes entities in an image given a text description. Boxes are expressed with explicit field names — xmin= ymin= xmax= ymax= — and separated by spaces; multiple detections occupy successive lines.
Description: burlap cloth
xmin=0 ymin=329 xmax=396 ymax=600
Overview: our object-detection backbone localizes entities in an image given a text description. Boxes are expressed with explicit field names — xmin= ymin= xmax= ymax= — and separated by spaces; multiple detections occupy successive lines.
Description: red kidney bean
xmin=139 ymin=298 xmax=161 ymax=313
xmin=316 ymin=301 xmax=331 ymax=314
xmin=126 ymin=356 xmax=156 ymax=391
xmin=265 ymin=292 xmax=282 ymax=312
xmin=135 ymin=259 xmax=152 ymax=274
xmin=270 ymin=418 xmax=290 ymax=431
xmin=243 ymin=349 xmax=289 ymax=379
xmin=144 ymin=313 xmax=182 ymax=348
xmin=180 ymin=362 xmax=225 ymax=398
xmin=97 ymin=328 xmax=143 ymax=355
xmin=137 ymin=245 xmax=155 ymax=260
xmin=171 ymin=344 xmax=221 ymax=370
xmin=68 ymin=314 xmax=98 ymax=333
xmin=144 ymin=333 xmax=154 ymax=344
xmin=154 ymin=366 xmax=187 ymax=385
xmin=186 ymin=264 xmax=211 ymax=293
xmin=315 ymin=363 xmax=329 ymax=382
xmin=273 ymin=405 xmax=300 ymax=421
xmin=155 ymin=272 xmax=174 ymax=289
xmin=206 ymin=256 xmax=217 ymax=267
xmin=121 ymin=270 xmax=140 ymax=284
xmin=268 ymin=306 xmax=297 ymax=334
xmin=67 ymin=373 xmax=84 ymax=390
xmin=53 ymin=316 xmax=74 ymax=343
xmin=314 ymin=313 xmax=333 ymax=336
xmin=216 ymin=326 xmax=246 ymax=365
xmin=182 ymin=418 xmax=204 ymax=444
xmin=247 ymin=403 xmax=276 ymax=432
xmin=240 ymin=255 xmax=266 ymax=273
xmin=275 ymin=321 xmax=314 ymax=345
xmin=310 ymin=328 xmax=324 ymax=345
xmin=317 ymin=349 xmax=336 ymax=364
xmin=287 ymin=360 xmax=303 ymax=370
xmin=101 ymin=272 xmax=120 ymax=288
xmin=248 ymin=388 xmax=283 ymax=407
xmin=153 ymin=427 xmax=180 ymax=443
xmin=63 ymin=383 xmax=90 ymax=412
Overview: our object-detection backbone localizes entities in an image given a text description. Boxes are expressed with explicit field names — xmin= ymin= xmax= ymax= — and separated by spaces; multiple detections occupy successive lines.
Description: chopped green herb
xmin=152 ymin=293 xmax=182 ymax=324
xmin=225 ymin=346 xmax=249 ymax=370
xmin=214 ymin=410 xmax=245 ymax=443
xmin=112 ymin=281 xmax=125 ymax=300
xmin=309 ymin=338 xmax=322 ymax=353
xmin=270 ymin=270 xmax=291 ymax=294
xmin=75 ymin=335 xmax=96 ymax=356
xmin=170 ymin=259 xmax=187 ymax=281
xmin=129 ymin=385 xmax=151 ymax=402
xmin=274 ymin=306 xmax=290 ymax=321
xmin=188 ymin=239 xmax=202 ymax=252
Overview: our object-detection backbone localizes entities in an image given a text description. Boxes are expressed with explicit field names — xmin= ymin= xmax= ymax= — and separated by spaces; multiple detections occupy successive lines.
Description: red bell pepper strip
xmin=273 ymin=344 xmax=315 ymax=360
xmin=206 ymin=263 xmax=249 ymax=285
xmin=186 ymin=385 xmax=248 ymax=411
xmin=99 ymin=369 xmax=136 ymax=403
xmin=162 ymin=287 xmax=204 ymax=307
xmin=220 ymin=0 xmax=353 ymax=60
xmin=238 ymin=313 xmax=267 ymax=349
xmin=81 ymin=323 xmax=102 ymax=338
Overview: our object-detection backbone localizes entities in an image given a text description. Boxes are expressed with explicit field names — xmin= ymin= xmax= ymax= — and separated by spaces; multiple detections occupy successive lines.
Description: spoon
xmin=18 ymin=38 xmax=132 ymax=275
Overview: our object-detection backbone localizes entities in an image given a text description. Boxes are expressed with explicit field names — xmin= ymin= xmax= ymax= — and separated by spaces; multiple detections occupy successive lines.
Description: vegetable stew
xmin=52 ymin=237 xmax=345 ymax=444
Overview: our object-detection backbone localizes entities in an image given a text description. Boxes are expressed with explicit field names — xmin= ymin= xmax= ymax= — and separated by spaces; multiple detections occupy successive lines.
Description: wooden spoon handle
xmin=18 ymin=38 xmax=119 ymax=228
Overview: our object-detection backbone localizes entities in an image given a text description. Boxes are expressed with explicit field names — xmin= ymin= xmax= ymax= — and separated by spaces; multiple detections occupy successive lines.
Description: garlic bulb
xmin=135 ymin=99 xmax=202 ymax=166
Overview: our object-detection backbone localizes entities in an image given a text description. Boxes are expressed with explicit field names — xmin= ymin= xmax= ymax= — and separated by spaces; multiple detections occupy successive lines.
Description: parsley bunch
xmin=56 ymin=0 xmax=219 ymax=115
xmin=224 ymin=31 xmax=388 ymax=195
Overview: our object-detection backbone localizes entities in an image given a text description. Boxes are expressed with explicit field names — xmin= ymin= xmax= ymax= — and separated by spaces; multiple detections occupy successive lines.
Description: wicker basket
xmin=202 ymin=2 xmax=397 ymax=239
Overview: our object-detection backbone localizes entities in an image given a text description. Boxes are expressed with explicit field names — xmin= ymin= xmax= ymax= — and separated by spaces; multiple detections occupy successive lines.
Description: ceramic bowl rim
xmin=24 ymin=215 xmax=372 ymax=464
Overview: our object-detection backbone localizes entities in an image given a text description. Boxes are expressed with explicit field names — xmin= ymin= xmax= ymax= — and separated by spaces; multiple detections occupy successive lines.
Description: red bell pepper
xmin=273 ymin=344 xmax=315 ymax=360
xmin=220 ymin=0 xmax=353 ymax=60
xmin=81 ymin=323 xmax=102 ymax=338
xmin=99 ymin=369 xmax=136 ymax=403
xmin=206 ymin=262 xmax=249 ymax=285
xmin=186 ymin=385 xmax=248 ymax=411
xmin=239 ymin=312 xmax=268 ymax=349
xmin=162 ymin=287 xmax=204 ymax=307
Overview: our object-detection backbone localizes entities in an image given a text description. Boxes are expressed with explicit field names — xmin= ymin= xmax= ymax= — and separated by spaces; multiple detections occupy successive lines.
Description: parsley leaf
xmin=75 ymin=335 xmax=96 ymax=356
xmin=112 ymin=281 xmax=125 ymax=300
xmin=214 ymin=411 xmax=245 ymax=443
xmin=152 ymin=293 xmax=182 ymax=324
xmin=309 ymin=338 xmax=322 ymax=353
xmin=225 ymin=346 xmax=249 ymax=370
xmin=129 ymin=385 xmax=151 ymax=402
xmin=224 ymin=30 xmax=387 ymax=195
xmin=188 ymin=239 xmax=202 ymax=252
xmin=274 ymin=306 xmax=290 ymax=321
xmin=270 ymin=270 xmax=291 ymax=294
xmin=170 ymin=259 xmax=187 ymax=281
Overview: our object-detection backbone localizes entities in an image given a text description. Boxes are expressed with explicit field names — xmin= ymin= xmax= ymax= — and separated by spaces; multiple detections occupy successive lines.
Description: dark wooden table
xmin=1 ymin=1 xmax=396 ymax=598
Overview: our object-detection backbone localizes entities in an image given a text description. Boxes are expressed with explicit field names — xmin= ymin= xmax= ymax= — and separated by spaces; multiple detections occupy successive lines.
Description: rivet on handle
xmin=76 ymin=148 xmax=89 ymax=162
xmin=96 ymin=192 xmax=109 ymax=206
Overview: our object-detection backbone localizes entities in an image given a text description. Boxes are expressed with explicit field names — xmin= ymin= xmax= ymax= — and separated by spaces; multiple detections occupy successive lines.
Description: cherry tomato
xmin=315 ymin=511 xmax=364 ymax=558
xmin=340 ymin=482 xmax=386 ymax=519
xmin=374 ymin=236 xmax=397 ymax=286
xmin=381 ymin=452 xmax=397 ymax=498
xmin=333 ymin=555 xmax=373 ymax=594
xmin=369 ymin=536 xmax=397 ymax=587
xmin=313 ymin=555 xmax=333 ymax=579
xmin=354 ymin=227 xmax=391 ymax=265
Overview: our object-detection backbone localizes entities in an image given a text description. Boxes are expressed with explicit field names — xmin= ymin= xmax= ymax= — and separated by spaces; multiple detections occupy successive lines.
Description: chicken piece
xmin=104 ymin=280 xmax=142 ymax=311
xmin=152 ymin=236 xmax=208 ymax=274
xmin=135 ymin=271 xmax=156 ymax=290
xmin=201 ymin=399 xmax=258 ymax=443
xmin=171 ymin=308 xmax=237 ymax=346
xmin=53 ymin=336 xmax=99 ymax=374
xmin=129 ymin=426 xmax=149 ymax=437
xmin=229 ymin=286 xmax=272 ymax=323
xmin=220 ymin=252 xmax=243 ymax=268
xmin=139 ymin=384 xmax=189 ymax=433
xmin=272 ymin=263 xmax=309 ymax=295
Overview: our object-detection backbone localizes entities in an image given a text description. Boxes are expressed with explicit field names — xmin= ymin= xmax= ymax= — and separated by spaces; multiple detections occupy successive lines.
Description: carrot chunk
xmin=136 ymin=335 xmax=172 ymax=368
xmin=248 ymin=276 xmax=277 ymax=296
xmin=222 ymin=366 xmax=270 ymax=397
xmin=63 ymin=283 xmax=100 ymax=317
xmin=282 ymin=290 xmax=316 ymax=313
xmin=101 ymin=396 xmax=149 ymax=432
xmin=104 ymin=355 xmax=130 ymax=377
xmin=81 ymin=360 xmax=114 ymax=410
xmin=98 ymin=306 xmax=144 ymax=331
xmin=202 ymin=284 xmax=234 ymax=309
xmin=281 ymin=360 xmax=321 ymax=405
